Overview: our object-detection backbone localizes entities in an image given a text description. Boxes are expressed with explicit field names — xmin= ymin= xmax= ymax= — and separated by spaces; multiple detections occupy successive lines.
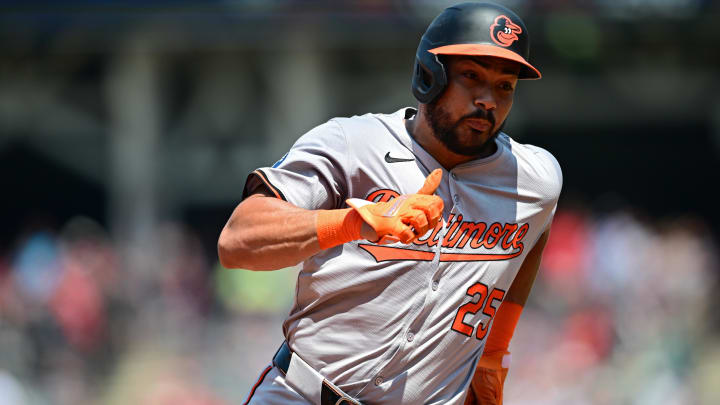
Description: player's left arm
xmin=464 ymin=228 xmax=550 ymax=405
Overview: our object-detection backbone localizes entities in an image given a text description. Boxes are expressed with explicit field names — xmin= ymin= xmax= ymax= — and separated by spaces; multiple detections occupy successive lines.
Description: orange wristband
xmin=316 ymin=208 xmax=364 ymax=250
xmin=483 ymin=301 xmax=523 ymax=354
xmin=475 ymin=350 xmax=509 ymax=370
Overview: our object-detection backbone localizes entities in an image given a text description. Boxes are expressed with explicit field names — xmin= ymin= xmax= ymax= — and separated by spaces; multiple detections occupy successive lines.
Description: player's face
xmin=426 ymin=56 xmax=519 ymax=157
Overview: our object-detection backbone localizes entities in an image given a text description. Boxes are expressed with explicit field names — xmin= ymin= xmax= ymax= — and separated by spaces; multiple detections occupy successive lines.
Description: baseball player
xmin=218 ymin=2 xmax=561 ymax=404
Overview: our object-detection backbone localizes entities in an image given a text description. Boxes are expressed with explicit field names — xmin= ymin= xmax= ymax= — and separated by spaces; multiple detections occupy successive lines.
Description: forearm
xmin=218 ymin=195 xmax=323 ymax=270
xmin=218 ymin=170 xmax=443 ymax=271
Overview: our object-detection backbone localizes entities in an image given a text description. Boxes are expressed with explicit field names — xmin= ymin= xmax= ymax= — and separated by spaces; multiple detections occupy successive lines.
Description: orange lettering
xmin=457 ymin=222 xmax=488 ymax=249
xmin=442 ymin=214 xmax=463 ymax=247
xmin=414 ymin=221 xmax=443 ymax=246
xmin=511 ymin=223 xmax=529 ymax=250
xmin=500 ymin=223 xmax=519 ymax=249
xmin=482 ymin=222 xmax=503 ymax=249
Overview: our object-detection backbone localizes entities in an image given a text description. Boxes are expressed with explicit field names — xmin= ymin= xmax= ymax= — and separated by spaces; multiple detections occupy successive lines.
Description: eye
xmin=499 ymin=82 xmax=514 ymax=92
xmin=462 ymin=71 xmax=478 ymax=80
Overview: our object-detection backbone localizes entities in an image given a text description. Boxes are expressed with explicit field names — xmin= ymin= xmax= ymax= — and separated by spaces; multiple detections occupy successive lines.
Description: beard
xmin=425 ymin=100 xmax=505 ymax=157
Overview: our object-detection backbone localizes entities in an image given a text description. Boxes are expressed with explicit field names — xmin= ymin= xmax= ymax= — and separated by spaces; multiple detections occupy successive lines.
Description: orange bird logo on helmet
xmin=490 ymin=15 xmax=522 ymax=47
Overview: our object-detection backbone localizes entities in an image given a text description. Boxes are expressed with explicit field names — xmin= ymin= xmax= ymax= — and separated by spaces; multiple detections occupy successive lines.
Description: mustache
xmin=459 ymin=109 xmax=496 ymax=127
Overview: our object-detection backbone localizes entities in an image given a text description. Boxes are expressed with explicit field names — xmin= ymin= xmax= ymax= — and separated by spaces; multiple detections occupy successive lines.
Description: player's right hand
xmin=346 ymin=169 xmax=444 ymax=244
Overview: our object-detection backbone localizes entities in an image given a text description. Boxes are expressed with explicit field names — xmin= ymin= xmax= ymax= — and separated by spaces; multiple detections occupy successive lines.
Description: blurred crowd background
xmin=1 ymin=1 xmax=719 ymax=404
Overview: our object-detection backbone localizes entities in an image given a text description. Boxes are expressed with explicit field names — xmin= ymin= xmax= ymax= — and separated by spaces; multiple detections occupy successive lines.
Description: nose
xmin=473 ymin=86 xmax=497 ymax=111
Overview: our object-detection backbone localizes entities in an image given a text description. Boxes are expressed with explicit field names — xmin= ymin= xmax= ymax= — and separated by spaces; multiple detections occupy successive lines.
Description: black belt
xmin=273 ymin=341 xmax=360 ymax=405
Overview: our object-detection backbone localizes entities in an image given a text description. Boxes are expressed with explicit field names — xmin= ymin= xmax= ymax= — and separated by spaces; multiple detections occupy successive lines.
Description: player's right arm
xmin=218 ymin=170 xmax=443 ymax=271
xmin=218 ymin=191 xmax=323 ymax=271
xmin=218 ymin=187 xmax=380 ymax=271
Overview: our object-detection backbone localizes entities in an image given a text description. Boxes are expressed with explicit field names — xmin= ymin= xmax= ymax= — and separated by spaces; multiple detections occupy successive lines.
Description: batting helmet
xmin=411 ymin=2 xmax=541 ymax=104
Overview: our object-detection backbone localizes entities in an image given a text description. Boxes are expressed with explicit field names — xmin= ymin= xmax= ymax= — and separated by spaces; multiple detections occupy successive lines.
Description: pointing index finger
xmin=416 ymin=169 xmax=443 ymax=195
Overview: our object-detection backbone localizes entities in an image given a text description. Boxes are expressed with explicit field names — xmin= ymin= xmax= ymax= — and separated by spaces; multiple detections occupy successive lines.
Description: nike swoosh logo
xmin=384 ymin=152 xmax=415 ymax=163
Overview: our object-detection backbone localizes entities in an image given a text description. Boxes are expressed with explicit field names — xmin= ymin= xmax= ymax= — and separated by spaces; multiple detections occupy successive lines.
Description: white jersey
xmin=243 ymin=107 xmax=562 ymax=404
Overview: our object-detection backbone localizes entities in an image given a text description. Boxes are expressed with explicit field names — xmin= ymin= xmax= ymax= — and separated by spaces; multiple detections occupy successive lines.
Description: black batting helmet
xmin=411 ymin=2 xmax=541 ymax=104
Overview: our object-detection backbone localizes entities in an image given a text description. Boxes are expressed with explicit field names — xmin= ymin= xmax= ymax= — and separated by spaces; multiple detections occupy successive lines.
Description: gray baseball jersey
xmin=242 ymin=107 xmax=562 ymax=404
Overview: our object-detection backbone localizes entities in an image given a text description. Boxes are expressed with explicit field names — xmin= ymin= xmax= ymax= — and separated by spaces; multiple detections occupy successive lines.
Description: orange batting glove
xmin=347 ymin=169 xmax=444 ymax=244
xmin=464 ymin=351 xmax=510 ymax=405
xmin=316 ymin=169 xmax=444 ymax=249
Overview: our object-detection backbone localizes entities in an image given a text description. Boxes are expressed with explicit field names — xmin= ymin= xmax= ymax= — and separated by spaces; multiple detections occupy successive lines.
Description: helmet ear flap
xmin=411 ymin=49 xmax=447 ymax=104
xmin=415 ymin=63 xmax=431 ymax=89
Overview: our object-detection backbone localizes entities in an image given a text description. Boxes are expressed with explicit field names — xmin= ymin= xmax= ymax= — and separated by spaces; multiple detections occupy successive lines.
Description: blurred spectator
xmin=504 ymin=207 xmax=718 ymax=404
xmin=12 ymin=232 xmax=62 ymax=307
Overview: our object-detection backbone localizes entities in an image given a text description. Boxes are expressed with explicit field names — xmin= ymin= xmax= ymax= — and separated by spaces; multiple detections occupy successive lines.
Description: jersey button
xmin=453 ymin=194 xmax=460 ymax=203
xmin=451 ymin=173 xmax=458 ymax=180
xmin=406 ymin=332 xmax=414 ymax=342
xmin=432 ymin=280 xmax=439 ymax=291
xmin=374 ymin=377 xmax=383 ymax=386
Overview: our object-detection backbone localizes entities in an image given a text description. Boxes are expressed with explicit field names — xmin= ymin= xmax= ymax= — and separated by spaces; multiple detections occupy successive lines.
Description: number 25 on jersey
xmin=451 ymin=282 xmax=506 ymax=340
